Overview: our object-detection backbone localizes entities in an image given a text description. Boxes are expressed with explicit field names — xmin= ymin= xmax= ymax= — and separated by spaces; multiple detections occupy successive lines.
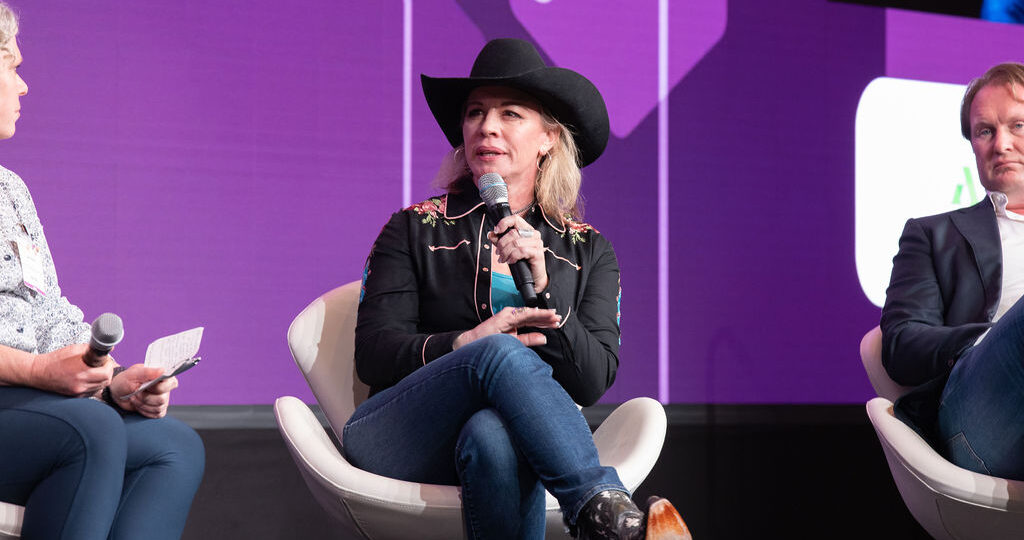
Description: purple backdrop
xmin=1 ymin=0 xmax=1016 ymax=405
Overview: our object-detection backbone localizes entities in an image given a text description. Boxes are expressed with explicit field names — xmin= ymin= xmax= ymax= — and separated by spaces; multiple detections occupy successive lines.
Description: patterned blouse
xmin=0 ymin=165 xmax=89 ymax=354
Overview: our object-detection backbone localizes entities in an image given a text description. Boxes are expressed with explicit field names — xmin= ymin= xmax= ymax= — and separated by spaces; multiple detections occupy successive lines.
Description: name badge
xmin=12 ymin=233 xmax=46 ymax=296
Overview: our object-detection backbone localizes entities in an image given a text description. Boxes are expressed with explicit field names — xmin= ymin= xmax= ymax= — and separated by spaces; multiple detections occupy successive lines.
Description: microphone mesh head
xmin=91 ymin=312 xmax=124 ymax=348
xmin=478 ymin=173 xmax=508 ymax=209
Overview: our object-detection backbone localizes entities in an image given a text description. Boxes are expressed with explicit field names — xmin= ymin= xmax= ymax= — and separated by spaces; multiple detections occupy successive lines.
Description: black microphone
xmin=83 ymin=312 xmax=123 ymax=367
xmin=478 ymin=173 xmax=538 ymax=307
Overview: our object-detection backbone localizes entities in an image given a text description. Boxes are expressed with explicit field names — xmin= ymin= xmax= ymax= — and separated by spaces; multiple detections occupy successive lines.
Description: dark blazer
xmin=881 ymin=197 xmax=1001 ymax=441
xmin=355 ymin=184 xmax=621 ymax=407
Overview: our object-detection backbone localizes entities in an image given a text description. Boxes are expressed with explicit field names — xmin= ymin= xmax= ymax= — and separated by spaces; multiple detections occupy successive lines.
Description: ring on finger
xmin=518 ymin=229 xmax=535 ymax=238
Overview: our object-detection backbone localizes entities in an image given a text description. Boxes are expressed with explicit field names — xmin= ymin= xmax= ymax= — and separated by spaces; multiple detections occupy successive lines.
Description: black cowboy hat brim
xmin=421 ymin=66 xmax=610 ymax=168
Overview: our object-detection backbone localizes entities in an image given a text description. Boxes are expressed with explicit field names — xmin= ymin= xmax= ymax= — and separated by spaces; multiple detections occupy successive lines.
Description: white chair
xmin=275 ymin=281 xmax=667 ymax=539
xmin=0 ymin=501 xmax=23 ymax=539
xmin=861 ymin=325 xmax=1024 ymax=539
xmin=859 ymin=326 xmax=913 ymax=402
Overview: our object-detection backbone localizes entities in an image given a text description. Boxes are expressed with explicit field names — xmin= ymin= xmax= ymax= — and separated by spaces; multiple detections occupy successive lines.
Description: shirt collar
xmin=442 ymin=189 xmax=485 ymax=219
xmin=441 ymin=186 xmax=556 ymax=230
xmin=989 ymin=191 xmax=1024 ymax=221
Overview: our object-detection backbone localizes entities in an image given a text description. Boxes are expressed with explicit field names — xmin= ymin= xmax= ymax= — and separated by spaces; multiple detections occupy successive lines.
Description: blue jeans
xmin=0 ymin=387 xmax=205 ymax=540
xmin=342 ymin=334 xmax=625 ymax=539
xmin=937 ymin=297 xmax=1024 ymax=479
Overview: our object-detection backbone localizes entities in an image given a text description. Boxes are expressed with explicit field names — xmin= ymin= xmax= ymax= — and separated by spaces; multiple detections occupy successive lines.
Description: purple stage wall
xmin=1 ymin=0 xmax=1017 ymax=405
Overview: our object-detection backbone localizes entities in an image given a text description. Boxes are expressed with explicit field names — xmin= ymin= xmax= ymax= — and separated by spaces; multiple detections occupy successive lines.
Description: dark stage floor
xmin=178 ymin=404 xmax=929 ymax=539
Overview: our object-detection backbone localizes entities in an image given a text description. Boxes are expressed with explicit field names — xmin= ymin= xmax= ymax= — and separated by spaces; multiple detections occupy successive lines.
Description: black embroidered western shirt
xmin=355 ymin=187 xmax=621 ymax=406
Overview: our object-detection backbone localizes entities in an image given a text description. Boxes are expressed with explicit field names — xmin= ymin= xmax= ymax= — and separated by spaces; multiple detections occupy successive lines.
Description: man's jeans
xmin=938 ymin=297 xmax=1024 ymax=479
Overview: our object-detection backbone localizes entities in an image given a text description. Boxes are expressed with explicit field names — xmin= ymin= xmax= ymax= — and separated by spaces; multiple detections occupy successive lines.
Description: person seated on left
xmin=0 ymin=4 xmax=204 ymax=540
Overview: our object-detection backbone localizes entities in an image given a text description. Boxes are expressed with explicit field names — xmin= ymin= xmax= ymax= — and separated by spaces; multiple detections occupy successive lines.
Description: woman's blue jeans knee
xmin=343 ymin=334 xmax=625 ymax=537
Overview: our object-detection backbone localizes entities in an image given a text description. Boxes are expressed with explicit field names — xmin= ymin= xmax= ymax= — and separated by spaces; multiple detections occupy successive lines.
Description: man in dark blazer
xmin=882 ymin=62 xmax=1024 ymax=479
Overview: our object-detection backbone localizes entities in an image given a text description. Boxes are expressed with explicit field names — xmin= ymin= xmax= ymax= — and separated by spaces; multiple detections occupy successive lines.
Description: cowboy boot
xmin=574 ymin=490 xmax=646 ymax=540
xmin=645 ymin=496 xmax=693 ymax=540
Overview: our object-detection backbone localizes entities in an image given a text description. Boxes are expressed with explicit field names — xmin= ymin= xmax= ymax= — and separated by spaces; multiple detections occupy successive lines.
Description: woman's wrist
xmin=453 ymin=331 xmax=473 ymax=351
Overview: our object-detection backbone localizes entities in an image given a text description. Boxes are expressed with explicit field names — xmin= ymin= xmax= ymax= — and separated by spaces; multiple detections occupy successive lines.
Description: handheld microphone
xmin=83 ymin=312 xmax=123 ymax=367
xmin=478 ymin=173 xmax=538 ymax=307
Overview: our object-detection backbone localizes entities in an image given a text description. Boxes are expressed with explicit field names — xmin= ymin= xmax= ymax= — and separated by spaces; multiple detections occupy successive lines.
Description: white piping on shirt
xmin=546 ymin=248 xmax=581 ymax=270
xmin=421 ymin=334 xmax=434 ymax=365
xmin=473 ymin=215 xmax=486 ymax=322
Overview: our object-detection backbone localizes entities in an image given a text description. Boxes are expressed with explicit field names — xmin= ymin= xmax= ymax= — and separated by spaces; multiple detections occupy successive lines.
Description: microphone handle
xmin=83 ymin=347 xmax=110 ymax=367
xmin=511 ymin=259 xmax=538 ymax=307
xmin=488 ymin=204 xmax=539 ymax=307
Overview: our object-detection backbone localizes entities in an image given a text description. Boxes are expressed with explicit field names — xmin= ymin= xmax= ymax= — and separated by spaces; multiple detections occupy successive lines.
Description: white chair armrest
xmin=276 ymin=396 xmax=467 ymax=539
xmin=274 ymin=396 xmax=464 ymax=508
xmin=861 ymin=326 xmax=914 ymax=402
xmin=592 ymin=397 xmax=668 ymax=492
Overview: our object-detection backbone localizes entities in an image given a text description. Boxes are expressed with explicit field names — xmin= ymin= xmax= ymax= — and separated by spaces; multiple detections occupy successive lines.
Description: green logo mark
xmin=952 ymin=167 xmax=979 ymax=206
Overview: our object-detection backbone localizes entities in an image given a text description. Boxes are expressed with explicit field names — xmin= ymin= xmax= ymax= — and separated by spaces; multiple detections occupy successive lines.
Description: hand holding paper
xmin=119 ymin=327 xmax=203 ymax=400
xmin=111 ymin=365 xmax=177 ymax=418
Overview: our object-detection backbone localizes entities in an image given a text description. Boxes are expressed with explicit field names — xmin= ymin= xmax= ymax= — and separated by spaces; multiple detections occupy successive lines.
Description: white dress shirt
xmin=989 ymin=191 xmax=1024 ymax=322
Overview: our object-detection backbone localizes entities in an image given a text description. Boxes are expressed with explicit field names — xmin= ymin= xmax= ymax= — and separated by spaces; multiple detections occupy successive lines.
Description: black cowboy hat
xmin=421 ymin=38 xmax=610 ymax=168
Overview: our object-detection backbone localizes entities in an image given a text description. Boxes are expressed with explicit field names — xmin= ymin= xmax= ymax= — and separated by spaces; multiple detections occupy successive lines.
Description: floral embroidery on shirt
xmin=562 ymin=216 xmax=596 ymax=244
xmin=407 ymin=196 xmax=454 ymax=227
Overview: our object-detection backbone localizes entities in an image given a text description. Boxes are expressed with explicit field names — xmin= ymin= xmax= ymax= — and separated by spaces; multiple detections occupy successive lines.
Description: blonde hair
xmin=961 ymin=62 xmax=1024 ymax=139
xmin=434 ymin=110 xmax=585 ymax=222
xmin=0 ymin=2 xmax=17 ymax=59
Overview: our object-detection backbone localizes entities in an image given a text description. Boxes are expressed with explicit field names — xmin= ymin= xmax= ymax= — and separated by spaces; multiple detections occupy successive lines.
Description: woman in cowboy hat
xmin=345 ymin=38 xmax=689 ymax=540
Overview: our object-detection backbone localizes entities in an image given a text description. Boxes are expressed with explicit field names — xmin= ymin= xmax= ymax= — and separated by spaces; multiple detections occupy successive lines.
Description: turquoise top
xmin=490 ymin=271 xmax=524 ymax=314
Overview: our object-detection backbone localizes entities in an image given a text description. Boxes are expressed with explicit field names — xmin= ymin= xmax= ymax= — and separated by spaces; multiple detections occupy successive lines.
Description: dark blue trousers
xmin=0 ymin=387 xmax=204 ymax=540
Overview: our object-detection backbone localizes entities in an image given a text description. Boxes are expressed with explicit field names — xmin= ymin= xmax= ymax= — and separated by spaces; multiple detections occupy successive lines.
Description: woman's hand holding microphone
xmin=454 ymin=215 xmax=559 ymax=350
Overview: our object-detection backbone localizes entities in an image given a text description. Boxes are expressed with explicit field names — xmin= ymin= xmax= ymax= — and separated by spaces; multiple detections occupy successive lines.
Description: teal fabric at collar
xmin=490 ymin=271 xmax=524 ymax=314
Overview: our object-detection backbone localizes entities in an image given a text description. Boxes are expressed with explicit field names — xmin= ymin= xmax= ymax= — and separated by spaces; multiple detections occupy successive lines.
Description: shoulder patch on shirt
xmin=562 ymin=216 xmax=598 ymax=244
xmin=405 ymin=196 xmax=454 ymax=227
